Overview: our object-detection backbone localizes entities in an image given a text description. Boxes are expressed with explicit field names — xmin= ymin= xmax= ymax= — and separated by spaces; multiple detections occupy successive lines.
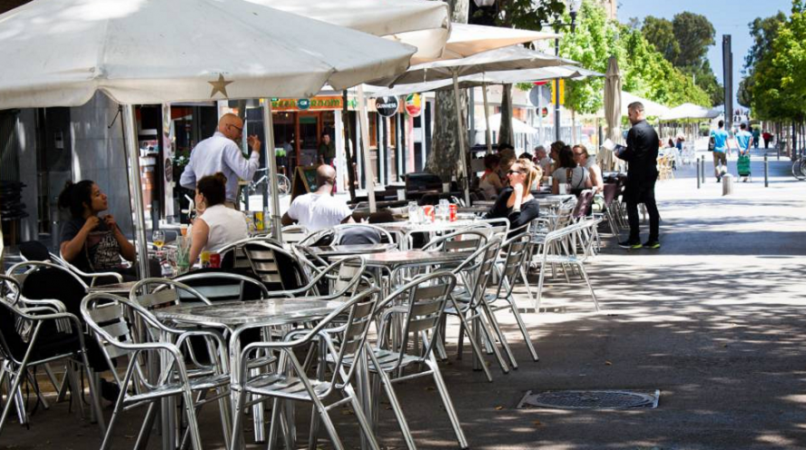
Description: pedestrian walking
xmin=616 ymin=102 xmax=661 ymax=250
xmin=752 ymin=126 xmax=760 ymax=149
xmin=762 ymin=130 xmax=773 ymax=149
xmin=709 ymin=120 xmax=732 ymax=182
xmin=735 ymin=123 xmax=753 ymax=182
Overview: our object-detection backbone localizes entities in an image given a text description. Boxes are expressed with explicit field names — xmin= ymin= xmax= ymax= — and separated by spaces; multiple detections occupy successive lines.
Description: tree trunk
xmin=498 ymin=84 xmax=514 ymax=148
xmin=425 ymin=0 xmax=469 ymax=182
xmin=342 ymin=90 xmax=357 ymax=201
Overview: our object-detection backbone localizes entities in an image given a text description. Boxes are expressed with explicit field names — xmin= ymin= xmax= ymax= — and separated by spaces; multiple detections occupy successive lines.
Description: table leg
xmin=356 ymin=348 xmax=373 ymax=450
xmin=250 ymin=366 xmax=266 ymax=442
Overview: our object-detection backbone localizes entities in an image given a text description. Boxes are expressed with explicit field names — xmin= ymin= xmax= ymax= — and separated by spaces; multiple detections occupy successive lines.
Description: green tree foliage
xmin=620 ymin=25 xmax=711 ymax=107
xmin=750 ymin=0 xmax=806 ymax=121
xmin=738 ymin=76 xmax=753 ymax=108
xmin=640 ymin=13 xmax=722 ymax=106
xmin=555 ymin=0 xmax=619 ymax=114
xmin=745 ymin=12 xmax=788 ymax=70
xmin=641 ymin=16 xmax=680 ymax=63
xmin=685 ymin=60 xmax=724 ymax=106
xmin=672 ymin=12 xmax=715 ymax=67
xmin=556 ymin=0 xmax=710 ymax=115
xmin=740 ymin=12 xmax=787 ymax=109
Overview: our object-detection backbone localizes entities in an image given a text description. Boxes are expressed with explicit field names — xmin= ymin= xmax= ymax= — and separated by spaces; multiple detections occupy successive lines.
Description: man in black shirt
xmin=616 ymin=102 xmax=660 ymax=249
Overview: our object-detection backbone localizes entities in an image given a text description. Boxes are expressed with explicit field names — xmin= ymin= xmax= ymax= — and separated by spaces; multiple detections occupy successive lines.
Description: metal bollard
xmin=701 ymin=158 xmax=706 ymax=184
xmin=722 ymin=174 xmax=734 ymax=196
xmin=697 ymin=157 xmax=701 ymax=189
xmin=764 ymin=154 xmax=769 ymax=187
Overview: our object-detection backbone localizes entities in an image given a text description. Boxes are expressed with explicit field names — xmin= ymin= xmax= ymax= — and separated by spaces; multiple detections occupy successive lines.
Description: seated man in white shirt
xmin=282 ymin=165 xmax=354 ymax=232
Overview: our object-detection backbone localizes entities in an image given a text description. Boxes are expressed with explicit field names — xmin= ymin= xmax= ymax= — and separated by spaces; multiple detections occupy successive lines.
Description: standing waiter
xmin=616 ymin=102 xmax=660 ymax=249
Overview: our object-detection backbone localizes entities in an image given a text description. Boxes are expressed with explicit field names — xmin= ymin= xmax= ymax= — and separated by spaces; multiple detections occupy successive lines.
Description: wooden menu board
xmin=291 ymin=166 xmax=318 ymax=200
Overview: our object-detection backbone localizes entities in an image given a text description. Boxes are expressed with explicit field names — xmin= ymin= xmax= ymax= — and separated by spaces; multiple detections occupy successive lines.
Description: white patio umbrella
xmin=603 ymin=56 xmax=622 ymax=171
xmin=249 ymin=0 xmax=450 ymax=61
xmin=660 ymin=103 xmax=721 ymax=121
xmin=620 ymin=91 xmax=670 ymax=118
xmin=381 ymin=45 xmax=575 ymax=204
xmin=591 ymin=91 xmax=670 ymax=118
xmin=370 ymin=66 xmax=600 ymax=97
xmin=438 ymin=23 xmax=559 ymax=61
xmin=0 ymin=0 xmax=416 ymax=277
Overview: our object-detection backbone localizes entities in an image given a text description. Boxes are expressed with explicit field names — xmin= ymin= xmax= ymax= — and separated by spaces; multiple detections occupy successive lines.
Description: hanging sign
xmin=405 ymin=93 xmax=423 ymax=118
xmin=375 ymin=96 xmax=399 ymax=118
xmin=270 ymin=97 xmax=356 ymax=111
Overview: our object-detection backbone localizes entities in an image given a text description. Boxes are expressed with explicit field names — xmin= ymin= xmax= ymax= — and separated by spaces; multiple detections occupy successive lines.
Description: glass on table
xmin=437 ymin=199 xmax=450 ymax=222
xmin=160 ymin=247 xmax=177 ymax=277
xmin=152 ymin=230 xmax=166 ymax=251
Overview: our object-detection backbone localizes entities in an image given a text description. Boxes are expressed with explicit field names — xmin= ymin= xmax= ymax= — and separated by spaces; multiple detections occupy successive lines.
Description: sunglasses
xmin=508 ymin=169 xmax=525 ymax=175
xmin=228 ymin=123 xmax=244 ymax=133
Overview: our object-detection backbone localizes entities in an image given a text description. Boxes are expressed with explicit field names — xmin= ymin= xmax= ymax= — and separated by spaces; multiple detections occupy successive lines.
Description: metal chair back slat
xmin=138 ymin=290 xmax=180 ymax=308
xmin=244 ymin=241 xmax=308 ymax=291
xmin=101 ymin=320 xmax=130 ymax=339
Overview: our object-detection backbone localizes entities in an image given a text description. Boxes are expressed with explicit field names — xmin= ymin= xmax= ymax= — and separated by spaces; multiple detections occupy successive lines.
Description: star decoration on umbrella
xmin=208 ymin=74 xmax=234 ymax=99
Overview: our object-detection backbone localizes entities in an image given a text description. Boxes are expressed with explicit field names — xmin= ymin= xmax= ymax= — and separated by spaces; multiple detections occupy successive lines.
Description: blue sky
xmin=616 ymin=0 xmax=794 ymax=106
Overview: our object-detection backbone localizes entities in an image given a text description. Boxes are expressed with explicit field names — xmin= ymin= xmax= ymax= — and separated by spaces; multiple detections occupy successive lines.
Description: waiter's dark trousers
xmin=626 ymin=180 xmax=660 ymax=243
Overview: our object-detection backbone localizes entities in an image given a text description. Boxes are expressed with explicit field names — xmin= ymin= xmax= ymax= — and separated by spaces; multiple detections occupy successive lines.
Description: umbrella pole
xmin=262 ymin=99 xmax=283 ymax=241
xmin=356 ymin=86 xmax=377 ymax=213
xmin=483 ymin=86 xmax=493 ymax=154
xmin=122 ymin=105 xmax=150 ymax=278
xmin=452 ymin=71 xmax=471 ymax=206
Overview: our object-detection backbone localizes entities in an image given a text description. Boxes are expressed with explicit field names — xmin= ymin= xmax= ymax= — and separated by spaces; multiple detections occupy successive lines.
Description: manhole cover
xmin=517 ymin=390 xmax=659 ymax=410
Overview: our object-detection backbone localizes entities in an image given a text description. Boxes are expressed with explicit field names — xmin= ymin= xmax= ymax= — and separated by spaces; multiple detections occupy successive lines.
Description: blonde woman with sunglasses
xmin=485 ymin=158 xmax=543 ymax=229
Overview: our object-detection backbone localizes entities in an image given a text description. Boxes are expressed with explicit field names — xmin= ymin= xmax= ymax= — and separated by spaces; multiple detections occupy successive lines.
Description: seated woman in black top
xmin=486 ymin=158 xmax=543 ymax=230
xmin=59 ymin=180 xmax=136 ymax=274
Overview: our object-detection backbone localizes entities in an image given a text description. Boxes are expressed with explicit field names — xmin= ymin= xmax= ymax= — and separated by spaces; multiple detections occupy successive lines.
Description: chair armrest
xmin=17 ymin=298 xmax=67 ymax=313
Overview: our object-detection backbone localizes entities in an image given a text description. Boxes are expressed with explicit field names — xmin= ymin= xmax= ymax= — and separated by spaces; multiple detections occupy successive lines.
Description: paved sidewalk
xmin=4 ymin=149 xmax=806 ymax=449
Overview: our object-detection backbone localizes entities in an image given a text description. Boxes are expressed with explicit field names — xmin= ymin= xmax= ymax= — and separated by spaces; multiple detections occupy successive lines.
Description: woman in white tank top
xmin=189 ymin=173 xmax=248 ymax=264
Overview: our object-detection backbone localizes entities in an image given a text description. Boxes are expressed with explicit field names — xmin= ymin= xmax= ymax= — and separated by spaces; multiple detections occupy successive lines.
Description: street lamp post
xmin=554 ymin=0 xmax=582 ymax=143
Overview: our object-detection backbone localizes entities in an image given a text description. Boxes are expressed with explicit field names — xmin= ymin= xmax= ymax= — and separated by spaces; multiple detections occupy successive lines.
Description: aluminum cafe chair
xmin=437 ymin=238 xmax=509 ymax=382
xmin=174 ymin=272 xmax=272 ymax=303
xmin=421 ymin=229 xmax=489 ymax=254
xmin=243 ymin=240 xmax=310 ymax=292
xmin=388 ymin=229 xmax=489 ymax=291
xmin=332 ymin=223 xmax=395 ymax=246
xmin=260 ymin=256 xmax=367 ymax=302
xmin=447 ymin=238 xmax=512 ymax=371
xmin=229 ymin=287 xmax=381 ymax=450
xmin=281 ymin=225 xmax=310 ymax=244
xmin=16 ymin=240 xmax=124 ymax=287
xmin=487 ymin=232 xmax=539 ymax=367
xmin=347 ymin=272 xmax=469 ymax=450
xmin=81 ymin=293 xmax=231 ymax=450
xmin=0 ymin=283 xmax=105 ymax=438
xmin=533 ymin=219 xmax=601 ymax=312
xmin=1 ymin=274 xmax=71 ymax=423
xmin=4 ymin=263 xmax=105 ymax=407
xmin=478 ymin=217 xmax=510 ymax=239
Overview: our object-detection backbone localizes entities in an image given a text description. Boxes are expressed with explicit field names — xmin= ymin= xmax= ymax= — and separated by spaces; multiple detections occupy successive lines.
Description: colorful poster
xmin=405 ymin=93 xmax=422 ymax=117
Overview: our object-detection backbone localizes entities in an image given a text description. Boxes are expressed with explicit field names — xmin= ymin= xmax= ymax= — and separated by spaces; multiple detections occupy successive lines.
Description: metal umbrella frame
xmin=373 ymin=62 xmax=592 ymax=203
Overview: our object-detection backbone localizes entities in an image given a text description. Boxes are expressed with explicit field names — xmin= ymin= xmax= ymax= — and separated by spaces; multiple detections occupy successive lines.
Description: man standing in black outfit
xmin=616 ymin=102 xmax=661 ymax=249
